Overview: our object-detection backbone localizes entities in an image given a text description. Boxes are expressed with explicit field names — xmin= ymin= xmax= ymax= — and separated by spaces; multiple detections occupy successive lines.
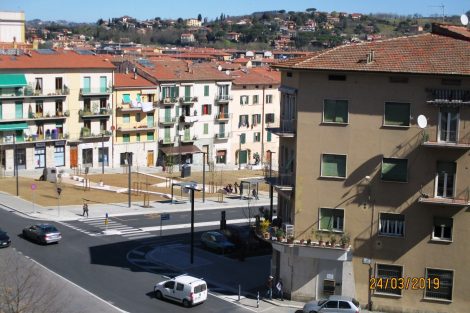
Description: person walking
xmin=266 ymin=275 xmax=273 ymax=300
xmin=276 ymin=278 xmax=284 ymax=301
xmin=82 ymin=203 xmax=89 ymax=217
xmin=252 ymin=188 xmax=259 ymax=200
xmin=233 ymin=182 xmax=239 ymax=194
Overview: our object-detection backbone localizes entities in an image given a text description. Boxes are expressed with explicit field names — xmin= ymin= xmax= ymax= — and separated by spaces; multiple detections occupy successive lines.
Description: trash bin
xmin=181 ymin=164 xmax=191 ymax=178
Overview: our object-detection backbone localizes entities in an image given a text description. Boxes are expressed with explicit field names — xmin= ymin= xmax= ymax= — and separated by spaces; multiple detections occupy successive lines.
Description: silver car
xmin=303 ymin=295 xmax=360 ymax=313
xmin=22 ymin=224 xmax=61 ymax=244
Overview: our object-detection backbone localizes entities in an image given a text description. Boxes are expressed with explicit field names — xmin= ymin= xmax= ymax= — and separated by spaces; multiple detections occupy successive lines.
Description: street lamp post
xmin=202 ymin=152 xmax=206 ymax=203
xmin=128 ymin=153 xmax=132 ymax=208
xmin=178 ymin=134 xmax=182 ymax=172
xmin=14 ymin=136 xmax=18 ymax=196
xmin=101 ymin=133 xmax=105 ymax=174
xmin=238 ymin=134 xmax=242 ymax=170
xmin=186 ymin=186 xmax=200 ymax=264
xmin=267 ymin=150 xmax=275 ymax=222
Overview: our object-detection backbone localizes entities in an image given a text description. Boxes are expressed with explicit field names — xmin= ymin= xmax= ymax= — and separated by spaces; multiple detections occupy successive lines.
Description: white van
xmin=154 ymin=274 xmax=208 ymax=307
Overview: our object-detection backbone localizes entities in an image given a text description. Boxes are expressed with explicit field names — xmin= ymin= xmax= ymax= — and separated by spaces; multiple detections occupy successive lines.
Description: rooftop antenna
xmin=429 ymin=4 xmax=445 ymax=22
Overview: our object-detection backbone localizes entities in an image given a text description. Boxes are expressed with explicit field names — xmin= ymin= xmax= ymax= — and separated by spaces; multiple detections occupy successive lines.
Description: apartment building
xmin=229 ymin=68 xmax=280 ymax=169
xmin=0 ymin=11 xmax=25 ymax=43
xmin=0 ymin=49 xmax=115 ymax=172
xmin=113 ymin=72 xmax=157 ymax=168
xmin=135 ymin=58 xmax=233 ymax=168
xmin=270 ymin=24 xmax=470 ymax=313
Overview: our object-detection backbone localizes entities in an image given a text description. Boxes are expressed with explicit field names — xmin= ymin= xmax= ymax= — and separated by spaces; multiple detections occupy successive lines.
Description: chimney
xmin=133 ymin=67 xmax=137 ymax=79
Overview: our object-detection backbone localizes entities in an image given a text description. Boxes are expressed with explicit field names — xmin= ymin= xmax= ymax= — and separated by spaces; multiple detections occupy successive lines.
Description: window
xmin=432 ymin=217 xmax=452 ymax=241
xmin=136 ymin=133 xmax=141 ymax=142
xmin=239 ymin=115 xmax=249 ymax=128
xmin=323 ymin=99 xmax=348 ymax=123
xmin=265 ymin=113 xmax=275 ymax=123
xmin=164 ymin=281 xmax=175 ymax=289
xmin=98 ymin=147 xmax=109 ymax=166
xmin=254 ymin=132 xmax=261 ymax=142
xmin=319 ymin=208 xmax=344 ymax=231
xmin=203 ymin=123 xmax=208 ymax=135
xmin=425 ymin=269 xmax=453 ymax=301
xmin=328 ymin=74 xmax=346 ymax=81
xmin=240 ymin=95 xmax=249 ymax=105
xmin=338 ymin=301 xmax=351 ymax=309
xmin=384 ymin=102 xmax=410 ymax=126
xmin=55 ymin=100 xmax=63 ymax=115
xmin=375 ymin=264 xmax=403 ymax=296
xmin=100 ymin=119 xmax=107 ymax=132
xmin=266 ymin=94 xmax=273 ymax=104
xmin=253 ymin=95 xmax=259 ymax=104
xmin=321 ymin=154 xmax=346 ymax=178
xmin=216 ymin=150 xmax=227 ymax=164
xmin=252 ymin=114 xmax=261 ymax=126
xmin=381 ymin=158 xmax=408 ymax=182
xmin=35 ymin=77 xmax=43 ymax=92
xmin=123 ymin=134 xmax=130 ymax=143
xmin=123 ymin=114 xmax=130 ymax=123
xmin=136 ymin=113 xmax=141 ymax=123
xmin=82 ymin=148 xmax=93 ymax=166
xmin=379 ymin=213 xmax=405 ymax=237
xmin=147 ymin=132 xmax=154 ymax=141
xmin=176 ymin=283 xmax=184 ymax=291
xmin=324 ymin=301 xmax=338 ymax=308
xmin=240 ymin=133 xmax=246 ymax=144
xmin=122 ymin=94 xmax=131 ymax=104
xmin=120 ymin=152 xmax=133 ymax=165
xmin=84 ymin=98 xmax=91 ymax=111
xmin=267 ymin=131 xmax=272 ymax=142
xmin=35 ymin=100 xmax=44 ymax=117
xmin=34 ymin=147 xmax=46 ymax=168
xmin=204 ymin=85 xmax=209 ymax=96
xmin=202 ymin=104 xmax=211 ymax=115
xmin=286 ymin=72 xmax=293 ymax=77
xmin=55 ymin=77 xmax=63 ymax=90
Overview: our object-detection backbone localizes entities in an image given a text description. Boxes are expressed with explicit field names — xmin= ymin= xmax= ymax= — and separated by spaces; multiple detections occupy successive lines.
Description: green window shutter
xmin=176 ymin=106 xmax=180 ymax=116
xmin=136 ymin=133 xmax=141 ymax=142
xmin=147 ymin=132 xmax=154 ymax=141
xmin=162 ymin=88 xmax=167 ymax=99
xmin=123 ymin=114 xmax=130 ymax=123
xmin=267 ymin=131 xmax=272 ymax=142
xmin=385 ymin=102 xmax=410 ymax=126
xmin=382 ymin=158 xmax=408 ymax=182
xmin=15 ymin=101 xmax=23 ymax=119
xmin=208 ymin=105 xmax=212 ymax=115
xmin=324 ymin=100 xmax=348 ymax=123
xmin=240 ymin=96 xmax=243 ymax=105
xmin=123 ymin=134 xmax=130 ymax=143
xmin=322 ymin=154 xmax=346 ymax=177
xmin=203 ymin=123 xmax=208 ymax=134
xmin=0 ymin=102 xmax=2 ymax=120
xmin=240 ymin=133 xmax=246 ymax=144
xmin=204 ymin=85 xmax=209 ymax=96
xmin=185 ymin=86 xmax=190 ymax=98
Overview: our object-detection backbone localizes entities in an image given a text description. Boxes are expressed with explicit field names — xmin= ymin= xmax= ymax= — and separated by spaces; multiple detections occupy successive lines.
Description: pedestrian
xmin=252 ymin=188 xmax=259 ymax=200
xmin=233 ymin=182 xmax=239 ymax=194
xmin=276 ymin=279 xmax=284 ymax=301
xmin=266 ymin=275 xmax=273 ymax=300
xmin=83 ymin=203 xmax=89 ymax=217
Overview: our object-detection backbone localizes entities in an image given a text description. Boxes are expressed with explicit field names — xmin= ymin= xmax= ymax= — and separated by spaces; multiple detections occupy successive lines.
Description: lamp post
xmin=178 ymin=134 xmax=182 ymax=172
xmin=128 ymin=152 xmax=132 ymax=208
xmin=267 ymin=150 xmax=276 ymax=222
xmin=238 ymin=134 xmax=242 ymax=170
xmin=201 ymin=151 xmax=206 ymax=203
xmin=186 ymin=185 xmax=200 ymax=264
xmin=101 ymin=133 xmax=105 ymax=174
xmin=14 ymin=136 xmax=18 ymax=196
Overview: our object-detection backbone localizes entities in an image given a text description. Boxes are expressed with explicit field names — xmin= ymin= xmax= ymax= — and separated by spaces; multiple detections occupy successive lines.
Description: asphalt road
xmin=0 ymin=207 xmax=264 ymax=313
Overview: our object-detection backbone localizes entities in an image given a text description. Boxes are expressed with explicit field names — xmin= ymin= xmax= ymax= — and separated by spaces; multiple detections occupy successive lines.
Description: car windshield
xmin=213 ymin=234 xmax=226 ymax=242
xmin=318 ymin=299 xmax=327 ymax=306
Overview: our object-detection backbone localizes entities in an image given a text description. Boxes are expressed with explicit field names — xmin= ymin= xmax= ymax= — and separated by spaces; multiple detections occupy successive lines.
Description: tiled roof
xmin=0 ymin=50 xmax=116 ymax=70
xmin=231 ymin=67 xmax=280 ymax=85
xmin=114 ymin=73 xmax=156 ymax=88
xmin=273 ymin=30 xmax=470 ymax=76
xmin=135 ymin=59 xmax=232 ymax=82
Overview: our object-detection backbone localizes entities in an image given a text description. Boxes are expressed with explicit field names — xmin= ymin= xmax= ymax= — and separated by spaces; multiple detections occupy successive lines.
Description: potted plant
xmin=340 ymin=233 xmax=351 ymax=249
xmin=64 ymin=110 xmax=70 ymax=117
xmin=300 ymin=239 xmax=305 ymax=245
xmin=330 ymin=233 xmax=337 ymax=247
xmin=260 ymin=220 xmax=270 ymax=239
xmin=275 ymin=229 xmax=285 ymax=242
xmin=315 ymin=230 xmax=324 ymax=246
xmin=287 ymin=235 xmax=294 ymax=244
xmin=306 ymin=238 xmax=312 ymax=245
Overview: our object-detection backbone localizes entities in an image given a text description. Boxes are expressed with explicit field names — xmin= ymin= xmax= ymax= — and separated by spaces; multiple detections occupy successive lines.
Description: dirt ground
xmin=0 ymin=176 xmax=162 ymax=207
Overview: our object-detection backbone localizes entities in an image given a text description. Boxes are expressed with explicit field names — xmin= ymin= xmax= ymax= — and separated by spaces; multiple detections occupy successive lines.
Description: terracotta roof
xmin=135 ymin=59 xmax=232 ymax=82
xmin=233 ymin=58 xmax=250 ymax=64
xmin=273 ymin=31 xmax=470 ymax=76
xmin=114 ymin=73 xmax=156 ymax=88
xmin=231 ymin=67 xmax=280 ymax=85
xmin=0 ymin=50 xmax=116 ymax=70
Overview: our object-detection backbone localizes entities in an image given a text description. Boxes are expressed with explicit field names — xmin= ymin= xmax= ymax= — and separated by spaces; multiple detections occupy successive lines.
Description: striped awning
xmin=0 ymin=74 xmax=27 ymax=88
xmin=0 ymin=122 xmax=28 ymax=131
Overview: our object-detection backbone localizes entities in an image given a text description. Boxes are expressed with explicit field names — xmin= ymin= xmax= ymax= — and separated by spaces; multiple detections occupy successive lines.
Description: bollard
xmin=238 ymin=284 xmax=241 ymax=301
xmin=257 ymin=291 xmax=259 ymax=308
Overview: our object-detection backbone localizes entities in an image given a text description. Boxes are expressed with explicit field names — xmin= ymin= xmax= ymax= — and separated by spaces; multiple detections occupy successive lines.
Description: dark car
xmin=219 ymin=225 xmax=271 ymax=251
xmin=22 ymin=224 xmax=61 ymax=244
xmin=200 ymin=231 xmax=235 ymax=254
xmin=0 ymin=229 xmax=11 ymax=248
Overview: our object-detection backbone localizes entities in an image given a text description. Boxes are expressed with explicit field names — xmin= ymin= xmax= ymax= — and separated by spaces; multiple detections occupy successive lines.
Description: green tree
xmin=197 ymin=14 xmax=202 ymax=21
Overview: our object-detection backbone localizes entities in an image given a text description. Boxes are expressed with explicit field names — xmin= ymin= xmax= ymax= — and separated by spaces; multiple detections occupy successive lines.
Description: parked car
xmin=219 ymin=224 xmax=271 ymax=251
xmin=0 ymin=229 xmax=11 ymax=248
xmin=22 ymin=224 xmax=61 ymax=244
xmin=154 ymin=274 xmax=207 ymax=307
xmin=200 ymin=231 xmax=235 ymax=254
xmin=303 ymin=295 xmax=361 ymax=313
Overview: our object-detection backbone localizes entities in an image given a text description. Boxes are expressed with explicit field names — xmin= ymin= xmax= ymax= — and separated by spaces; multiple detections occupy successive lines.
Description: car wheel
xmin=183 ymin=299 xmax=191 ymax=307
xmin=155 ymin=290 xmax=162 ymax=299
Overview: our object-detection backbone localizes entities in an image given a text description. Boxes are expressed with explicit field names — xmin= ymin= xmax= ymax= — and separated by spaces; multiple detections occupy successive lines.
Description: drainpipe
xmin=261 ymin=86 xmax=265 ymax=164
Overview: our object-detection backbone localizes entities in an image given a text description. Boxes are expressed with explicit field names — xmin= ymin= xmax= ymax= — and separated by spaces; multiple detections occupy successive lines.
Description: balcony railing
xmin=422 ymin=129 xmax=470 ymax=149
xmin=0 ymin=87 xmax=70 ymax=99
xmin=80 ymin=87 xmax=112 ymax=96
xmin=160 ymin=137 xmax=175 ymax=144
xmin=159 ymin=116 xmax=177 ymax=124
xmin=419 ymin=184 xmax=470 ymax=207
xmin=80 ymin=128 xmax=112 ymax=139
xmin=214 ymin=132 xmax=230 ymax=140
xmin=267 ymin=119 xmax=296 ymax=137
xmin=426 ymin=88 xmax=470 ymax=105
xmin=179 ymin=115 xmax=198 ymax=123
xmin=180 ymin=96 xmax=198 ymax=103
xmin=181 ymin=135 xmax=197 ymax=143
xmin=161 ymin=97 xmax=179 ymax=104
xmin=215 ymin=112 xmax=231 ymax=120
xmin=117 ymin=123 xmax=157 ymax=132
xmin=79 ymin=109 xmax=112 ymax=118
xmin=266 ymin=171 xmax=294 ymax=189
xmin=0 ymin=133 xmax=67 ymax=145
xmin=215 ymin=94 xmax=233 ymax=102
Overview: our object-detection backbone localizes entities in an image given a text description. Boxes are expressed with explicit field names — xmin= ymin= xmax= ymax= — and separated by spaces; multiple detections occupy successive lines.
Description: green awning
xmin=0 ymin=122 xmax=28 ymax=131
xmin=0 ymin=74 xmax=27 ymax=88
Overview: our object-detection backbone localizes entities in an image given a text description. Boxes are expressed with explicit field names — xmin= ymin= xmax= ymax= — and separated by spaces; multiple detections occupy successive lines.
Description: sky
xmin=3 ymin=0 xmax=469 ymax=23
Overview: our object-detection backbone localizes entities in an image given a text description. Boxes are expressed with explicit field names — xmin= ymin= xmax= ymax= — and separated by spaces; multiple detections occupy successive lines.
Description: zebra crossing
xmin=59 ymin=217 xmax=155 ymax=240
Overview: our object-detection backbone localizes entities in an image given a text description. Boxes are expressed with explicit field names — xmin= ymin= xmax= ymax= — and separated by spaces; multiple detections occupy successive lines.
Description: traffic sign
xmin=31 ymin=183 xmax=37 ymax=190
xmin=161 ymin=213 xmax=170 ymax=221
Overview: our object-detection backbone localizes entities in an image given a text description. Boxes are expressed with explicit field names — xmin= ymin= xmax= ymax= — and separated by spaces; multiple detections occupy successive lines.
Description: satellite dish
xmin=417 ymin=115 xmax=427 ymax=129
xmin=461 ymin=14 xmax=469 ymax=26
xmin=225 ymin=70 xmax=230 ymax=75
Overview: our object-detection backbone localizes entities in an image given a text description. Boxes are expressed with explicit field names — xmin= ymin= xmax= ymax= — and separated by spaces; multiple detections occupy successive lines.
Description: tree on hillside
xmin=306 ymin=8 xmax=316 ymax=13
xmin=197 ymin=14 xmax=202 ymax=21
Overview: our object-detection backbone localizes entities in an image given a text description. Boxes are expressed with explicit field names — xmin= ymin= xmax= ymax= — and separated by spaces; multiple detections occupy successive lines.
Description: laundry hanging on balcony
xmin=141 ymin=102 xmax=153 ymax=112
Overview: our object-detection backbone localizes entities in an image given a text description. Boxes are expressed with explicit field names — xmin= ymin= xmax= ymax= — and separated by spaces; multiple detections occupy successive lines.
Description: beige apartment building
xmin=270 ymin=23 xmax=470 ymax=313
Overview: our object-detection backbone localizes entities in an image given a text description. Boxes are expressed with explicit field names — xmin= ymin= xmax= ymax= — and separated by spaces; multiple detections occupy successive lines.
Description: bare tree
xmin=0 ymin=253 xmax=76 ymax=313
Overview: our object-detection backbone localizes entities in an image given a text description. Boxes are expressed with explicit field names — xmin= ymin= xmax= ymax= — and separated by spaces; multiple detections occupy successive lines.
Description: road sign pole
xmin=160 ymin=215 xmax=162 ymax=237
xmin=32 ymin=190 xmax=35 ymax=214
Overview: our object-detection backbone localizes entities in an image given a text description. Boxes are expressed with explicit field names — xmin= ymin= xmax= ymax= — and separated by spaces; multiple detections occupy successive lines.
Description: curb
xmin=262 ymin=298 xmax=304 ymax=309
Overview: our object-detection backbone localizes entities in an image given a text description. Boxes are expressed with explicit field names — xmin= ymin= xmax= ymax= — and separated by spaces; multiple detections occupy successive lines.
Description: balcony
xmin=0 ymin=133 xmax=67 ymax=145
xmin=426 ymin=88 xmax=470 ymax=105
xmin=421 ymin=129 xmax=470 ymax=149
xmin=159 ymin=116 xmax=177 ymax=125
xmin=214 ymin=132 xmax=230 ymax=140
xmin=160 ymin=97 xmax=179 ymax=105
xmin=267 ymin=172 xmax=295 ymax=190
xmin=79 ymin=109 xmax=112 ymax=119
xmin=0 ymin=87 xmax=70 ymax=99
xmin=80 ymin=87 xmax=112 ymax=96
xmin=0 ymin=112 xmax=68 ymax=123
xmin=179 ymin=96 xmax=198 ymax=104
xmin=215 ymin=94 xmax=233 ymax=103
xmin=181 ymin=135 xmax=198 ymax=143
xmin=267 ymin=119 xmax=296 ymax=137
xmin=117 ymin=123 xmax=157 ymax=132
xmin=419 ymin=185 xmax=470 ymax=207
xmin=178 ymin=115 xmax=198 ymax=124
xmin=215 ymin=112 xmax=231 ymax=121
xmin=159 ymin=137 xmax=175 ymax=145
xmin=79 ymin=128 xmax=112 ymax=140
xmin=117 ymin=104 xmax=155 ymax=112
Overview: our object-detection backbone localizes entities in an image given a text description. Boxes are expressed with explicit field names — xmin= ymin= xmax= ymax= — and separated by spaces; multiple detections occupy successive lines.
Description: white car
xmin=154 ymin=274 xmax=207 ymax=307
xmin=303 ymin=295 xmax=361 ymax=313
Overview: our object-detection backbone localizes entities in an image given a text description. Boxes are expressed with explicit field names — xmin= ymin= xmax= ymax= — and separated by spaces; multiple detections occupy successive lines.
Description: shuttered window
xmin=323 ymin=99 xmax=348 ymax=123
xmin=381 ymin=158 xmax=408 ymax=182
xmin=384 ymin=102 xmax=410 ymax=126
xmin=321 ymin=154 xmax=346 ymax=178
xmin=319 ymin=208 xmax=344 ymax=231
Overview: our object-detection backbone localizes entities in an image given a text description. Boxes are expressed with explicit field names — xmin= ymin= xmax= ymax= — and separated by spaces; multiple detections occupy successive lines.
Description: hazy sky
xmin=3 ymin=0 xmax=468 ymax=23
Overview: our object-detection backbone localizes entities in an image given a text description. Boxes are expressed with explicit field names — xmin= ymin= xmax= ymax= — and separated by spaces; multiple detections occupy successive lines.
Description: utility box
xmin=45 ymin=167 xmax=57 ymax=183
xmin=181 ymin=164 xmax=191 ymax=178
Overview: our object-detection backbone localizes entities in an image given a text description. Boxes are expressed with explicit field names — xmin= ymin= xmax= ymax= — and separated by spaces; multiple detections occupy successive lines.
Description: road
xmin=0 ymin=205 xmax=275 ymax=313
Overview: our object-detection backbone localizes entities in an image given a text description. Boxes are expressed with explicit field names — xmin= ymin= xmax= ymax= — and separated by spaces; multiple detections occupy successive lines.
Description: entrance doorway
xmin=147 ymin=150 xmax=154 ymax=167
